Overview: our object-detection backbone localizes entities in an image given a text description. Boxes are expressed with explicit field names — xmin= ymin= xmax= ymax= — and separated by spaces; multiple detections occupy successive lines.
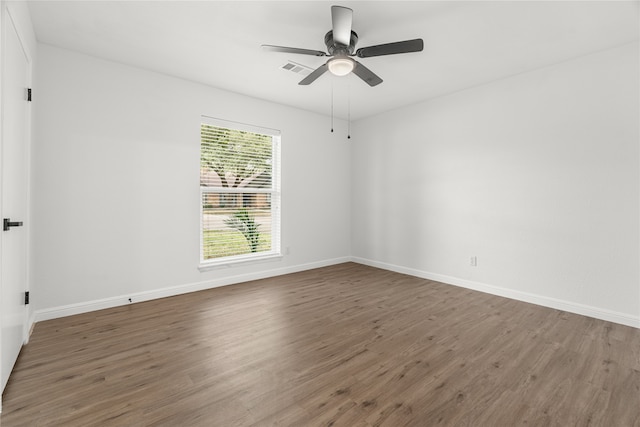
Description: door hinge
xmin=27 ymin=88 xmax=32 ymax=102
xmin=24 ymin=291 xmax=29 ymax=305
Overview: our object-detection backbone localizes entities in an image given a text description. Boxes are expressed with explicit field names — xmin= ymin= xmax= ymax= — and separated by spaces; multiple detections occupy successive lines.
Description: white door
xmin=1 ymin=8 xmax=30 ymax=393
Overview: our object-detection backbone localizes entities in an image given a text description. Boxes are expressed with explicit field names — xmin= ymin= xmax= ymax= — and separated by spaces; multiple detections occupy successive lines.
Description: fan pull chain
xmin=330 ymin=83 xmax=334 ymax=133
xmin=347 ymin=86 xmax=351 ymax=139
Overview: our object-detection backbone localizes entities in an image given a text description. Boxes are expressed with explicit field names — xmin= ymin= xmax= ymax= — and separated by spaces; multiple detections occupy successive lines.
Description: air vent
xmin=281 ymin=60 xmax=313 ymax=76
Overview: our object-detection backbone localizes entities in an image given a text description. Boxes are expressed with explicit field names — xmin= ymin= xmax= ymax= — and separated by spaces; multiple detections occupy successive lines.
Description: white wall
xmin=32 ymin=44 xmax=351 ymax=319
xmin=30 ymin=41 xmax=640 ymax=328
xmin=351 ymin=42 xmax=639 ymax=327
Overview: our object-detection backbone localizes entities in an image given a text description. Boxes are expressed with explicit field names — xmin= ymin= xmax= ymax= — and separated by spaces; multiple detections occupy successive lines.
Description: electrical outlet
xmin=285 ymin=246 xmax=291 ymax=255
xmin=470 ymin=256 xmax=477 ymax=267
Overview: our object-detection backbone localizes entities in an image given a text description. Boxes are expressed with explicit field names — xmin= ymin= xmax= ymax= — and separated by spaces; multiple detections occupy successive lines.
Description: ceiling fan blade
xmin=352 ymin=61 xmax=383 ymax=87
xmin=355 ymin=39 xmax=424 ymax=58
xmin=262 ymin=44 xmax=326 ymax=57
xmin=331 ymin=5 xmax=353 ymax=46
xmin=299 ymin=63 xmax=329 ymax=85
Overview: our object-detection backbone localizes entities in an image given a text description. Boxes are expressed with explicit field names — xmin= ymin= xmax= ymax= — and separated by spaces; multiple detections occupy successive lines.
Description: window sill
xmin=198 ymin=252 xmax=283 ymax=272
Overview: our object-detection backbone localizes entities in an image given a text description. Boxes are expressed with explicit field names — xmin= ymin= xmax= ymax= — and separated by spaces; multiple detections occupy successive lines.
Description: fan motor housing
xmin=325 ymin=30 xmax=358 ymax=55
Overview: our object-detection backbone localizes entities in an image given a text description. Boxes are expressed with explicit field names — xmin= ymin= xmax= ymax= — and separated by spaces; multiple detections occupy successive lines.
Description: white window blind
xmin=200 ymin=116 xmax=281 ymax=265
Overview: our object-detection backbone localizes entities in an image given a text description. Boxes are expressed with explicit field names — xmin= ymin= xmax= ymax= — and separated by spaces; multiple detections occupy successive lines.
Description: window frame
xmin=198 ymin=116 xmax=281 ymax=269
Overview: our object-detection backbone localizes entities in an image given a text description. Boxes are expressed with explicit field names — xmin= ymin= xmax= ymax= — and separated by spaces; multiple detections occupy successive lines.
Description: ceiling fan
xmin=262 ymin=5 xmax=423 ymax=87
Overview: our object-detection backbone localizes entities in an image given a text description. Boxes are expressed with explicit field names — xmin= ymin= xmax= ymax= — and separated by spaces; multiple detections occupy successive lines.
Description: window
xmin=200 ymin=116 xmax=281 ymax=266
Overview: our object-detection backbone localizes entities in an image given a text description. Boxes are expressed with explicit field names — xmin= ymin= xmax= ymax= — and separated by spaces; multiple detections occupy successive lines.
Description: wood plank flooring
xmin=2 ymin=262 xmax=639 ymax=426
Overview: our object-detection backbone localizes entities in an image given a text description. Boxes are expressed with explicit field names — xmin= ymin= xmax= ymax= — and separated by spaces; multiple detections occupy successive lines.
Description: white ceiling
xmin=27 ymin=1 xmax=639 ymax=120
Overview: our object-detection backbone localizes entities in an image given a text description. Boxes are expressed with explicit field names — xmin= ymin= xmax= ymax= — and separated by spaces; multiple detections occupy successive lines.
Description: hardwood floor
xmin=2 ymin=262 xmax=639 ymax=426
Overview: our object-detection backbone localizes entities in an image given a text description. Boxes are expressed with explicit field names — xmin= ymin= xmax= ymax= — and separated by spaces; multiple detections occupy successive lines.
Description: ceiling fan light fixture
xmin=327 ymin=57 xmax=354 ymax=76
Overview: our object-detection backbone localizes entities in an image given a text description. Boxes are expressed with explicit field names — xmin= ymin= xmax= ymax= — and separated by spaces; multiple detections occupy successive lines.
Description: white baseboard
xmin=30 ymin=255 xmax=640 ymax=330
xmin=351 ymin=257 xmax=640 ymax=329
xmin=33 ymin=256 xmax=351 ymax=323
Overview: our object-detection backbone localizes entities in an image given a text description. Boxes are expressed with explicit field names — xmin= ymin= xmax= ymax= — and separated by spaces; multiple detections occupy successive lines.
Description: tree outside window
xmin=200 ymin=120 xmax=280 ymax=263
